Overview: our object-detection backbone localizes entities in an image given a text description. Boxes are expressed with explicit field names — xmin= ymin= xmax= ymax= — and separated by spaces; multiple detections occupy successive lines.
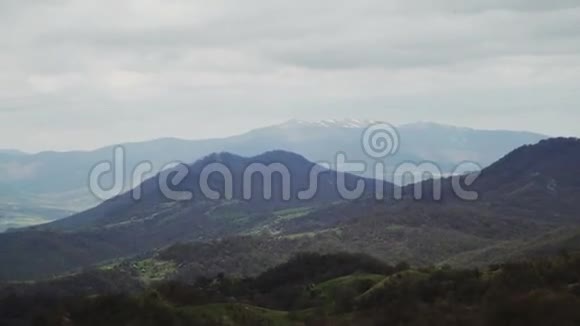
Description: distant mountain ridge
xmin=0 ymin=149 xmax=26 ymax=156
xmin=0 ymin=120 xmax=547 ymax=229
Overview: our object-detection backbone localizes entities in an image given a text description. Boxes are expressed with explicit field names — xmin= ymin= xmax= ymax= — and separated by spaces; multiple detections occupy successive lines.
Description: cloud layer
xmin=1 ymin=0 xmax=579 ymax=151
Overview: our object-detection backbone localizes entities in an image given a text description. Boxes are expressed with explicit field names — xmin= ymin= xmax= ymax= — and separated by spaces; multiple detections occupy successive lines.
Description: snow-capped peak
xmin=281 ymin=119 xmax=380 ymax=129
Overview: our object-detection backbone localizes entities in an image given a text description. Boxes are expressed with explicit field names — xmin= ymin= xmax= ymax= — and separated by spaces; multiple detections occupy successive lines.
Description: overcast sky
xmin=1 ymin=0 xmax=579 ymax=152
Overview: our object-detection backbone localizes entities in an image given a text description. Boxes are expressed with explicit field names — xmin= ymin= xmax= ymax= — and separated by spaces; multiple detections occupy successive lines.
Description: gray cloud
xmin=0 ymin=0 xmax=579 ymax=151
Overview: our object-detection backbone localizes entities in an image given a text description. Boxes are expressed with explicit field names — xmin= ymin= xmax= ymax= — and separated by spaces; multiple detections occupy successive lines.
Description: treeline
xmin=1 ymin=252 xmax=580 ymax=325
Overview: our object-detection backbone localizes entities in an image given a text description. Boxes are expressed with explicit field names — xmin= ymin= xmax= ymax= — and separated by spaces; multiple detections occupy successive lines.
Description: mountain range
xmin=0 ymin=120 xmax=546 ymax=231
xmin=0 ymin=137 xmax=578 ymax=281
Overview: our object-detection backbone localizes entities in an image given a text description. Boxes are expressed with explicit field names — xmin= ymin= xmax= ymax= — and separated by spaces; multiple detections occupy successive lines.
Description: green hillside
xmin=3 ymin=252 xmax=580 ymax=326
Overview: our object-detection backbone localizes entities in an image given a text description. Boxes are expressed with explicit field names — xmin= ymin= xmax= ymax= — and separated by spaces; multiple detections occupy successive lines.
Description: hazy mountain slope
xmin=397 ymin=122 xmax=548 ymax=170
xmin=0 ymin=121 xmax=546 ymax=228
xmin=41 ymin=150 xmax=391 ymax=232
xmin=0 ymin=151 xmax=391 ymax=280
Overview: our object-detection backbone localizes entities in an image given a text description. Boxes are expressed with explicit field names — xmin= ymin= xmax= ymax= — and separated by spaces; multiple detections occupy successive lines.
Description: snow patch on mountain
xmin=281 ymin=119 xmax=381 ymax=129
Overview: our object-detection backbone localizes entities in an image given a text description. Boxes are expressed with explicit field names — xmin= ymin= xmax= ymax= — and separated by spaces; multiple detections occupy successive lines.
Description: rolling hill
xmin=3 ymin=251 xmax=580 ymax=326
